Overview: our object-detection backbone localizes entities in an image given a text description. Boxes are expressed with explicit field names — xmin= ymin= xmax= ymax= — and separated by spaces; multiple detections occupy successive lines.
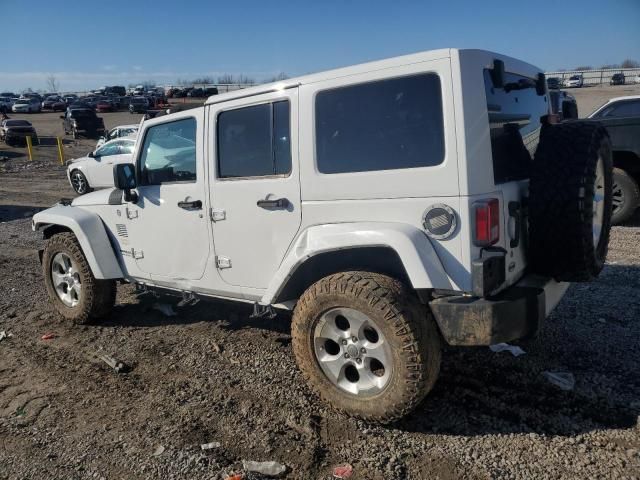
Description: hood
xmin=72 ymin=188 xmax=119 ymax=206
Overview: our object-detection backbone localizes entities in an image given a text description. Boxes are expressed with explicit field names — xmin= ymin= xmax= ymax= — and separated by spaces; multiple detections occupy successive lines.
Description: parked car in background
xmin=0 ymin=96 xmax=14 ymax=112
xmin=0 ymin=119 xmax=39 ymax=146
xmin=129 ymin=96 xmax=149 ymax=113
xmin=635 ymin=74 xmax=640 ymax=84
xmin=0 ymin=91 xmax=17 ymax=98
xmin=203 ymin=87 xmax=219 ymax=96
xmin=610 ymin=73 xmax=625 ymax=86
xmin=67 ymin=101 xmax=93 ymax=111
xmin=187 ymin=88 xmax=205 ymax=98
xmin=588 ymin=95 xmax=640 ymax=224
xmin=20 ymin=92 xmax=42 ymax=102
xmin=104 ymin=85 xmax=126 ymax=96
xmin=64 ymin=95 xmax=79 ymax=105
xmin=546 ymin=77 xmax=561 ymax=90
xmin=97 ymin=124 xmax=139 ymax=147
xmin=62 ymin=108 xmax=106 ymax=139
xmin=563 ymin=74 xmax=584 ymax=88
xmin=66 ymin=137 xmax=136 ymax=194
xmin=96 ymin=99 xmax=116 ymax=112
xmin=12 ymin=98 xmax=41 ymax=113
xmin=42 ymin=96 xmax=66 ymax=111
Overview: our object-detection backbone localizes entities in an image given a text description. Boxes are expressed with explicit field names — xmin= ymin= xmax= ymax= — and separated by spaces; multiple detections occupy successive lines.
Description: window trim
xmin=136 ymin=116 xmax=198 ymax=186
xmin=215 ymin=99 xmax=292 ymax=181
xmin=312 ymin=72 xmax=446 ymax=175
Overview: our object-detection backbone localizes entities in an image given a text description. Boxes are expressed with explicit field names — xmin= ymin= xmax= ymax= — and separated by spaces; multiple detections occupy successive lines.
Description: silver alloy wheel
xmin=51 ymin=252 xmax=81 ymax=307
xmin=592 ymin=156 xmax=605 ymax=248
xmin=71 ymin=171 xmax=87 ymax=194
xmin=611 ymin=179 xmax=624 ymax=216
xmin=313 ymin=307 xmax=392 ymax=396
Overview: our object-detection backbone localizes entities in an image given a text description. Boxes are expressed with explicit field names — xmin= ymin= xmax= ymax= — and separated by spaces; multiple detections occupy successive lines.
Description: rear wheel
xmin=611 ymin=168 xmax=640 ymax=224
xmin=529 ymin=122 xmax=613 ymax=281
xmin=42 ymin=232 xmax=116 ymax=324
xmin=292 ymin=272 xmax=441 ymax=423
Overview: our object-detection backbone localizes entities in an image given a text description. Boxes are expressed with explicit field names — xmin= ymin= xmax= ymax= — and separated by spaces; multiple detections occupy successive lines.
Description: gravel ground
xmin=1 ymin=95 xmax=639 ymax=480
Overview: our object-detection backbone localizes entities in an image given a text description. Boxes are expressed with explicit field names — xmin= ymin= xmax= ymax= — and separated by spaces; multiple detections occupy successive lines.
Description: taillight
xmin=473 ymin=199 xmax=500 ymax=247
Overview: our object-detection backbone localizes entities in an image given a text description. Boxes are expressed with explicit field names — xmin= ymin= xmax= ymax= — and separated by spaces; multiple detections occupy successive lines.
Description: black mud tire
xmin=291 ymin=271 xmax=441 ymax=424
xmin=611 ymin=168 xmax=640 ymax=225
xmin=42 ymin=232 xmax=116 ymax=324
xmin=529 ymin=122 xmax=613 ymax=281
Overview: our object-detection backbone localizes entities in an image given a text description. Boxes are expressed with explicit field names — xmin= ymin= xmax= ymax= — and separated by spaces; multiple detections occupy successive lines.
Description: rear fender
xmin=33 ymin=205 xmax=123 ymax=279
xmin=262 ymin=222 xmax=453 ymax=305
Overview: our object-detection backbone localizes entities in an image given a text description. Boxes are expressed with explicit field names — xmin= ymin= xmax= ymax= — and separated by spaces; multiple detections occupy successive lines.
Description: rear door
xmin=207 ymin=89 xmax=301 ymax=289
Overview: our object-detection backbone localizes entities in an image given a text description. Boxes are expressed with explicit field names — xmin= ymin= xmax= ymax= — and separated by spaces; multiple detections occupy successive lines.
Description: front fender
xmin=33 ymin=205 xmax=123 ymax=279
xmin=261 ymin=222 xmax=452 ymax=304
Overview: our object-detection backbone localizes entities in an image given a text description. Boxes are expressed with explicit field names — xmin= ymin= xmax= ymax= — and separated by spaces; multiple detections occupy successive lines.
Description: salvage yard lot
xmin=0 ymin=89 xmax=639 ymax=479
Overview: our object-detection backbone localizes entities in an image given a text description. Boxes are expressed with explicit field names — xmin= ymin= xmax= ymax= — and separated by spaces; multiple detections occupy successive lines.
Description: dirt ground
xmin=0 ymin=91 xmax=639 ymax=480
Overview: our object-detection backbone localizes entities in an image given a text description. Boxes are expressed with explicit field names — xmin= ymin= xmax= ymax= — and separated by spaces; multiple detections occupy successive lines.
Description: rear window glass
xmin=483 ymin=69 xmax=548 ymax=183
xmin=594 ymin=100 xmax=640 ymax=118
xmin=315 ymin=73 xmax=444 ymax=174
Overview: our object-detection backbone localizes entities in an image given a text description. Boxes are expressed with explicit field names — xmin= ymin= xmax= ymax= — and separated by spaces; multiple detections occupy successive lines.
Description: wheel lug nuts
xmin=341 ymin=339 xmax=347 ymax=345
xmin=344 ymin=353 xmax=350 ymax=358
xmin=360 ymin=348 xmax=366 ymax=354
xmin=351 ymin=336 xmax=357 ymax=342
xmin=356 ymin=358 xmax=362 ymax=364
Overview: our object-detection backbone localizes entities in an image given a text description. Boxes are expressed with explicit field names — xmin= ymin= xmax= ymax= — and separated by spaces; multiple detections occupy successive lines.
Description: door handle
xmin=257 ymin=197 xmax=289 ymax=209
xmin=177 ymin=200 xmax=202 ymax=210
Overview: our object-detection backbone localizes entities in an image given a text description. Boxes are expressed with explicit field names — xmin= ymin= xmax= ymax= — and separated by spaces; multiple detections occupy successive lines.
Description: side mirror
xmin=114 ymin=163 xmax=138 ymax=202
xmin=59 ymin=115 xmax=65 ymax=119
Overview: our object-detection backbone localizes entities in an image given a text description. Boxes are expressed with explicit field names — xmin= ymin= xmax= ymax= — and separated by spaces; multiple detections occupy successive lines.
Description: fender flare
xmin=33 ymin=205 xmax=123 ymax=279
xmin=261 ymin=222 xmax=452 ymax=305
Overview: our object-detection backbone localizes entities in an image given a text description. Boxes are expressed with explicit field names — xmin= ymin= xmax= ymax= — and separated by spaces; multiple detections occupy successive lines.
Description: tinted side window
xmin=217 ymin=100 xmax=291 ymax=178
xmin=315 ymin=74 xmax=444 ymax=174
xmin=599 ymin=100 xmax=640 ymax=118
xmin=139 ymin=118 xmax=196 ymax=185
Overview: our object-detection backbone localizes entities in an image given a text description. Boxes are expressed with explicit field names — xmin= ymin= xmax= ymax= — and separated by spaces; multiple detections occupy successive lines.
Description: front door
xmin=208 ymin=89 xmax=301 ymax=289
xmin=127 ymin=108 xmax=210 ymax=280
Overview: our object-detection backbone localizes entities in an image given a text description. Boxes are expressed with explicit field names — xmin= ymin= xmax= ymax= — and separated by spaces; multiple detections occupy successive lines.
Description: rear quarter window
xmin=315 ymin=73 xmax=445 ymax=174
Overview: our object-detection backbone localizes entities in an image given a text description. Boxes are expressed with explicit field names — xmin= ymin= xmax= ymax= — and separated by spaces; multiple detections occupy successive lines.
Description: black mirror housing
xmin=59 ymin=115 xmax=65 ymax=119
xmin=114 ymin=163 xmax=137 ymax=201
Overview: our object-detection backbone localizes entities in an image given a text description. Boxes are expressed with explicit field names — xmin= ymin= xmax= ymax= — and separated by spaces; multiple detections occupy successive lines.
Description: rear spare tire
xmin=529 ymin=122 xmax=612 ymax=281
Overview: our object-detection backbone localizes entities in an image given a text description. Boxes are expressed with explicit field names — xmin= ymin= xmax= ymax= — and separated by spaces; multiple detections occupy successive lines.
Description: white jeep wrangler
xmin=33 ymin=49 xmax=613 ymax=423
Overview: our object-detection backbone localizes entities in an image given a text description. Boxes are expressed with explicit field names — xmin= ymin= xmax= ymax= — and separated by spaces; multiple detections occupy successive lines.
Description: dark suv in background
xmin=610 ymin=73 xmax=626 ymax=86
xmin=62 ymin=108 xmax=106 ymax=139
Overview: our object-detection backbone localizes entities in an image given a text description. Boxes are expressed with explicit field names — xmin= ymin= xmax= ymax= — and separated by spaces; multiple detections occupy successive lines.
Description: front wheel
xmin=292 ymin=272 xmax=441 ymax=423
xmin=42 ymin=232 xmax=116 ymax=324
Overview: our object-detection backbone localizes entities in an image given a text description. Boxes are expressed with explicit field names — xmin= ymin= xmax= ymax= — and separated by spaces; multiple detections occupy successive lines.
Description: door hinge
xmin=210 ymin=208 xmax=226 ymax=222
xmin=215 ymin=255 xmax=231 ymax=269
xmin=126 ymin=207 xmax=138 ymax=220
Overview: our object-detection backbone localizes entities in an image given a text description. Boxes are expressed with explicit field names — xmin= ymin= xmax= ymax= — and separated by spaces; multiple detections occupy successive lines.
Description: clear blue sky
xmin=1 ymin=0 xmax=638 ymax=92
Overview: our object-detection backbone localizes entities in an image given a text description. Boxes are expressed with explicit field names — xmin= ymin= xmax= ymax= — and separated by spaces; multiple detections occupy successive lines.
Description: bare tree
xmin=600 ymin=64 xmax=620 ymax=69
xmin=46 ymin=74 xmax=60 ymax=93
xmin=217 ymin=74 xmax=235 ymax=84
xmin=265 ymin=72 xmax=289 ymax=83
xmin=574 ymin=65 xmax=594 ymax=71
xmin=236 ymin=74 xmax=254 ymax=85
xmin=621 ymin=59 xmax=640 ymax=69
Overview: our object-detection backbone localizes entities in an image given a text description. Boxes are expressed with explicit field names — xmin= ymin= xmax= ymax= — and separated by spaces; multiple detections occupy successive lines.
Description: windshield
xmin=5 ymin=120 xmax=30 ymax=126
xmin=131 ymin=98 xmax=146 ymax=104
xmin=484 ymin=69 xmax=548 ymax=183
xmin=570 ymin=75 xmax=581 ymax=80
xmin=15 ymin=99 xmax=29 ymax=105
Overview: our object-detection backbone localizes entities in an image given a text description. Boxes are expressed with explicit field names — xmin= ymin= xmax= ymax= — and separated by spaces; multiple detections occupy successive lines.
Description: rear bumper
xmin=430 ymin=275 xmax=569 ymax=346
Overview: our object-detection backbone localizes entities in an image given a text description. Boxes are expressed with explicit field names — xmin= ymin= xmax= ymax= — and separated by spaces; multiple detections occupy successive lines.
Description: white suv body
xmin=32 ymin=49 xmax=613 ymax=422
